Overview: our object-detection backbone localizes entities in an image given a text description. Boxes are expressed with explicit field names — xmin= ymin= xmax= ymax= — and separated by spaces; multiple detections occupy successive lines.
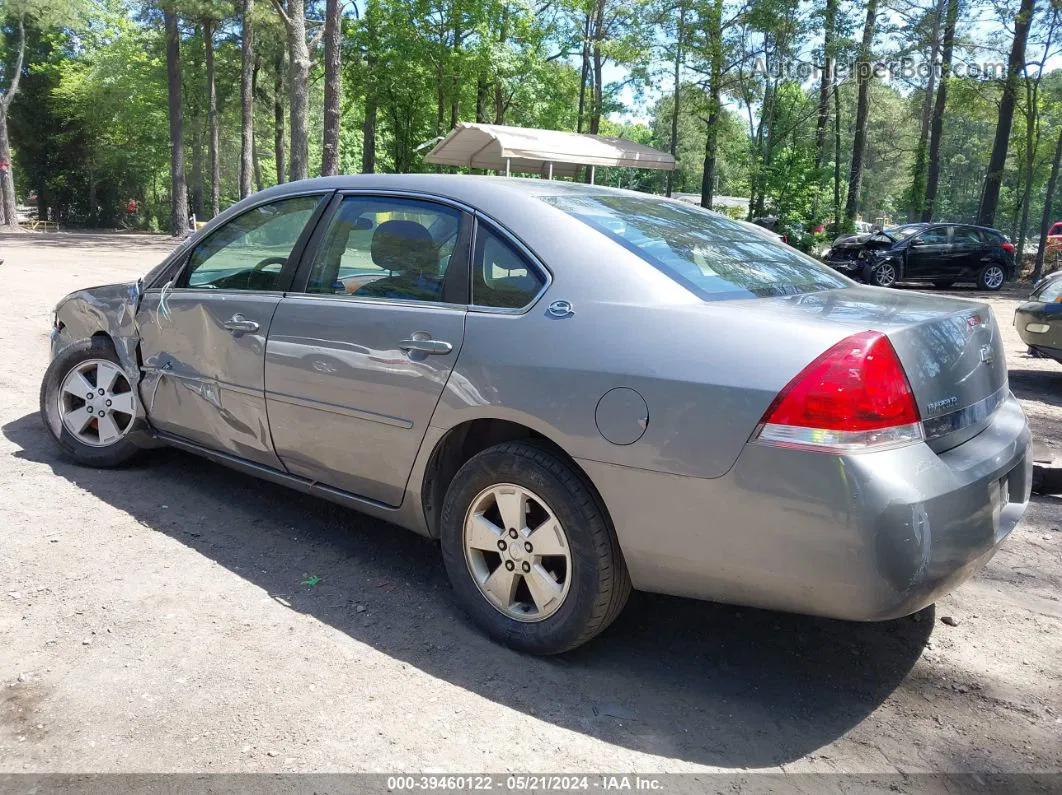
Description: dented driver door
xmin=135 ymin=193 xmax=329 ymax=467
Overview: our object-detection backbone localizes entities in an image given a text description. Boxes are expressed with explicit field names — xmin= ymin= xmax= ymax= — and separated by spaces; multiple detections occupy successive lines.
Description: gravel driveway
xmin=1 ymin=232 xmax=1059 ymax=775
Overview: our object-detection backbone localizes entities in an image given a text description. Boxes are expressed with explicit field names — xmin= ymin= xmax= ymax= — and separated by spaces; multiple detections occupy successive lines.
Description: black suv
xmin=823 ymin=223 xmax=1016 ymax=291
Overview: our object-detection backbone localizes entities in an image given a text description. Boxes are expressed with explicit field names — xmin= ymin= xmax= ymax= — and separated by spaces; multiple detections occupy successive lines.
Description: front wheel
xmin=39 ymin=338 xmax=145 ymax=467
xmin=440 ymin=441 xmax=631 ymax=654
xmin=977 ymin=263 xmax=1006 ymax=291
xmin=869 ymin=260 xmax=898 ymax=288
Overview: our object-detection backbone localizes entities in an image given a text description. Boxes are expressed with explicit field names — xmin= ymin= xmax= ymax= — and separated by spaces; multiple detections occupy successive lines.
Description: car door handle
xmin=223 ymin=314 xmax=260 ymax=334
xmin=398 ymin=338 xmax=453 ymax=355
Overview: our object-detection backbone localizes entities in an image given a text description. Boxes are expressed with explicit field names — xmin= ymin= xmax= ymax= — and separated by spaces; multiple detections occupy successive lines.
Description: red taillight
xmin=1001 ymin=242 xmax=1015 ymax=253
xmin=781 ymin=234 xmax=788 ymax=244
xmin=755 ymin=331 xmax=923 ymax=452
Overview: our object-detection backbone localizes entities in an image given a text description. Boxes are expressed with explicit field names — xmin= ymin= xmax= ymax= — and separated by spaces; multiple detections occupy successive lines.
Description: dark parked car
xmin=823 ymin=222 xmax=1015 ymax=291
xmin=1014 ymin=271 xmax=1062 ymax=365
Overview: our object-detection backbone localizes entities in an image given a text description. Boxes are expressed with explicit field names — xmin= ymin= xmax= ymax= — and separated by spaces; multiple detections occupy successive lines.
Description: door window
xmin=472 ymin=226 xmax=547 ymax=309
xmin=180 ymin=195 xmax=323 ymax=290
xmin=917 ymin=227 xmax=950 ymax=245
xmin=953 ymin=227 xmax=981 ymax=245
xmin=306 ymin=196 xmax=464 ymax=303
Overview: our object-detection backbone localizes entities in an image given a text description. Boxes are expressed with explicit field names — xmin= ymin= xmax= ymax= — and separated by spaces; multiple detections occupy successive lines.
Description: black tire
xmin=439 ymin=440 xmax=631 ymax=655
xmin=977 ymin=263 xmax=1006 ymax=291
xmin=867 ymin=260 xmax=898 ymax=288
xmin=932 ymin=280 xmax=954 ymax=289
xmin=39 ymin=338 xmax=146 ymax=467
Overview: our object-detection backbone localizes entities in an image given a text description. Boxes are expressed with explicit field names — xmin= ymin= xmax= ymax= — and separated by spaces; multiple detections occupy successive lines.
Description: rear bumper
xmin=579 ymin=393 xmax=1031 ymax=621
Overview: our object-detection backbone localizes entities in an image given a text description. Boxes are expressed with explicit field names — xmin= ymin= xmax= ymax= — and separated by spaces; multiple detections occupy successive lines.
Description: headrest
xmin=370 ymin=220 xmax=436 ymax=274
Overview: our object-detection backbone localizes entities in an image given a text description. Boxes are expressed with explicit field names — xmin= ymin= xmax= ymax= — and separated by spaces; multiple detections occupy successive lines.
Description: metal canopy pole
xmin=548 ymin=162 xmax=554 ymax=180
xmin=505 ymin=158 xmax=511 ymax=177
xmin=590 ymin=165 xmax=596 ymax=184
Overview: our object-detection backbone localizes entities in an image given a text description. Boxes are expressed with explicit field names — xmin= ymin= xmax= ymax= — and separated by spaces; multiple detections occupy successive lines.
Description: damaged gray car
xmin=41 ymin=175 xmax=1032 ymax=654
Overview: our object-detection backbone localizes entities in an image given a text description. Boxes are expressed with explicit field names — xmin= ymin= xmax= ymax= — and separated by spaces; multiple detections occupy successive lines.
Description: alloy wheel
xmin=57 ymin=359 xmax=137 ymax=447
xmin=874 ymin=262 xmax=896 ymax=287
xmin=463 ymin=483 xmax=572 ymax=622
xmin=983 ymin=265 xmax=1005 ymax=290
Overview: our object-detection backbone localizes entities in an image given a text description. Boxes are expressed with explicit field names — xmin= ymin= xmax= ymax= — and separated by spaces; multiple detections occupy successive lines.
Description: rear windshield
xmin=542 ymin=193 xmax=847 ymax=300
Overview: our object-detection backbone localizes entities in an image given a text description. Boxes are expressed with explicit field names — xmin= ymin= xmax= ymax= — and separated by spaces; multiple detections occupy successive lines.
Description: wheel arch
xmin=419 ymin=418 xmax=614 ymax=541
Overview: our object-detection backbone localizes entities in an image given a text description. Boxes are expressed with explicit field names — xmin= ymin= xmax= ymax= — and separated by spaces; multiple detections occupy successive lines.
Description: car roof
xmin=245 ymin=173 xmax=652 ymax=210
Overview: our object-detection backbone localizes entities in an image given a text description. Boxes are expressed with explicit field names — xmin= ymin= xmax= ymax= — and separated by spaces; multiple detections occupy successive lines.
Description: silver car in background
xmin=41 ymin=175 xmax=1031 ymax=654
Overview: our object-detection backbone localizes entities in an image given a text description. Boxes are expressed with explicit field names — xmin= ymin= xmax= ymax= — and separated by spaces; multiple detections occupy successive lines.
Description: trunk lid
xmin=765 ymin=287 xmax=1008 ymax=452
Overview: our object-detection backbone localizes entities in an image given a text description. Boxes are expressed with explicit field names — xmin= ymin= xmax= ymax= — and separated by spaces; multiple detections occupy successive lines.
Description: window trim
xmin=288 ymin=190 xmax=474 ymax=310
xmin=144 ymin=190 xmax=333 ymax=293
xmin=468 ymin=214 xmax=552 ymax=315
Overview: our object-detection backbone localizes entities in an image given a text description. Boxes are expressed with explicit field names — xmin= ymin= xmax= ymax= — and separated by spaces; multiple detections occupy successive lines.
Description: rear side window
xmin=541 ymin=193 xmax=846 ymax=300
xmin=953 ymin=227 xmax=981 ymax=244
xmin=472 ymin=225 xmax=546 ymax=309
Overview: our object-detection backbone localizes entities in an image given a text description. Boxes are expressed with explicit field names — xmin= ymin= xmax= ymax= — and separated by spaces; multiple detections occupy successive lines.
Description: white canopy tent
xmin=423 ymin=122 xmax=677 ymax=181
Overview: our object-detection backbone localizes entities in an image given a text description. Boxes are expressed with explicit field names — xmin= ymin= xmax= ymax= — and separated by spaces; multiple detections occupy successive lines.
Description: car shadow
xmin=2 ymin=412 xmax=932 ymax=768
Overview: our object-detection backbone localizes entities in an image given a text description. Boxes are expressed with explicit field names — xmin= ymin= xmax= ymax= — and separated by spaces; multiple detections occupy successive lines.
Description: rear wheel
xmin=39 ymin=338 xmax=144 ymax=467
xmin=440 ymin=440 xmax=631 ymax=655
xmin=977 ymin=263 xmax=1006 ymax=291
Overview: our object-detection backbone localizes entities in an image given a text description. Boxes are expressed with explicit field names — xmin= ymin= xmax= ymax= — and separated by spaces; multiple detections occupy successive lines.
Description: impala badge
xmin=980 ymin=344 xmax=994 ymax=365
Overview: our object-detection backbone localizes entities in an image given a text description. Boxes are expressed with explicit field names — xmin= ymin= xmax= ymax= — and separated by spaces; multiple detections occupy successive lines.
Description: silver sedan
xmin=41 ymin=175 xmax=1032 ymax=654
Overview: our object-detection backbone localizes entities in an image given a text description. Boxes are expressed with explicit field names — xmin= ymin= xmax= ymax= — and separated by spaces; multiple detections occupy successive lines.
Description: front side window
xmin=181 ymin=195 xmax=322 ymax=290
xmin=543 ymin=193 xmax=846 ymax=300
xmin=306 ymin=196 xmax=464 ymax=303
xmin=472 ymin=226 xmax=546 ymax=309
xmin=917 ymin=227 xmax=951 ymax=245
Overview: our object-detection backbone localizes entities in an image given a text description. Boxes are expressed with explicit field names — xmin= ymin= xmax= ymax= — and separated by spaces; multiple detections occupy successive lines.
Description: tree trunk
xmin=274 ymin=48 xmax=286 ymax=184
xmin=240 ymin=0 xmax=255 ymax=198
xmin=205 ymin=16 xmax=220 ymax=217
xmin=814 ymin=0 xmax=836 ymax=170
xmin=667 ymin=1 xmax=685 ymax=197
xmin=1033 ymin=126 xmax=1062 ymax=281
xmin=475 ymin=75 xmax=489 ymax=123
xmin=276 ymin=0 xmax=310 ymax=181
xmin=908 ymin=0 xmax=945 ymax=220
xmin=589 ymin=0 xmax=605 ymax=135
xmin=977 ymin=0 xmax=1036 ymax=227
xmin=844 ymin=0 xmax=879 ymax=225
xmin=0 ymin=16 xmax=25 ymax=229
xmin=165 ymin=9 xmax=189 ymax=236
xmin=362 ymin=1 xmax=378 ymax=174
xmin=700 ymin=0 xmax=723 ymax=209
xmin=833 ymin=82 xmax=841 ymax=232
xmin=191 ymin=109 xmax=204 ymax=220
xmin=923 ymin=0 xmax=957 ymax=222
xmin=1015 ymin=84 xmax=1036 ymax=257
xmin=322 ymin=0 xmax=342 ymax=176
xmin=576 ymin=12 xmax=591 ymax=133
xmin=0 ymin=108 xmax=18 ymax=229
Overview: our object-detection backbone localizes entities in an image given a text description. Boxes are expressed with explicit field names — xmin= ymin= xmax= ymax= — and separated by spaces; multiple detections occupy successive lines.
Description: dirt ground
xmin=0 ymin=231 xmax=1059 ymax=776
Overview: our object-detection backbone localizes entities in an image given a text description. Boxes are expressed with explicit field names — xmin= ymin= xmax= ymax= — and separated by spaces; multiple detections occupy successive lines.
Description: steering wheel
xmin=253 ymin=256 xmax=288 ymax=271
